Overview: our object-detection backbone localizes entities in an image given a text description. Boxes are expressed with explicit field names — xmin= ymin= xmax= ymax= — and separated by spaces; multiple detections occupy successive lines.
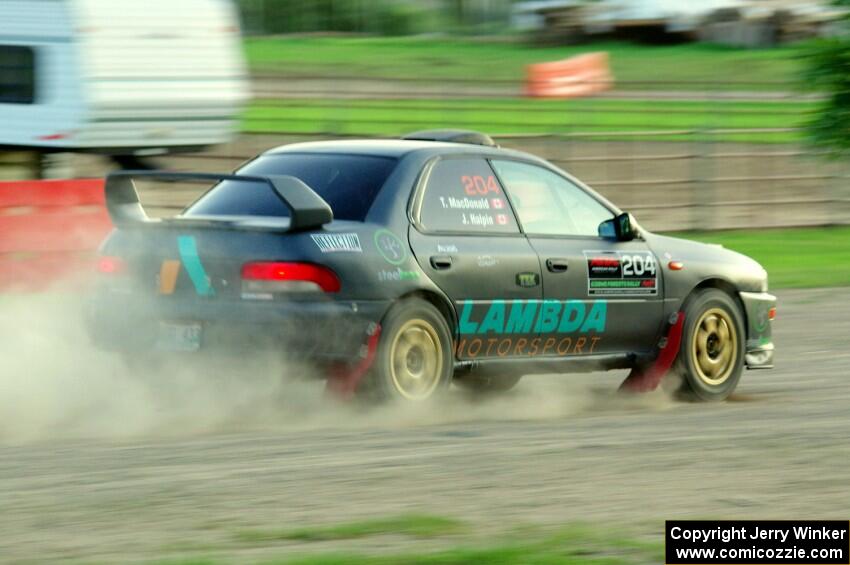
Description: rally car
xmin=88 ymin=130 xmax=775 ymax=402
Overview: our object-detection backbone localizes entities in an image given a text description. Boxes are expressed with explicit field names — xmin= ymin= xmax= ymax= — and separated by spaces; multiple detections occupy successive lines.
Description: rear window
xmin=185 ymin=153 xmax=398 ymax=221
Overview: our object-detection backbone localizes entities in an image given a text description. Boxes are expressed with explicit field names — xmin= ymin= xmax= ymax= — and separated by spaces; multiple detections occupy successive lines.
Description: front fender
xmin=739 ymin=291 xmax=776 ymax=369
xmin=645 ymin=233 xmax=768 ymax=302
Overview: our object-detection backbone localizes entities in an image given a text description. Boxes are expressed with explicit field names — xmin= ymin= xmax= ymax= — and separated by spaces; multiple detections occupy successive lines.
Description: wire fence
xmin=7 ymin=75 xmax=834 ymax=232
xmin=155 ymin=75 xmax=849 ymax=232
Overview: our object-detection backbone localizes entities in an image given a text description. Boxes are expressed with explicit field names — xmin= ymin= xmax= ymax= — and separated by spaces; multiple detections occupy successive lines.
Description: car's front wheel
xmin=676 ymin=289 xmax=745 ymax=401
xmin=364 ymin=299 xmax=453 ymax=402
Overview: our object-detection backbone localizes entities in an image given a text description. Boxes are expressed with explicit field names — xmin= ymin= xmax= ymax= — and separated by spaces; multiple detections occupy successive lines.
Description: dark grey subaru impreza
xmin=88 ymin=130 xmax=775 ymax=402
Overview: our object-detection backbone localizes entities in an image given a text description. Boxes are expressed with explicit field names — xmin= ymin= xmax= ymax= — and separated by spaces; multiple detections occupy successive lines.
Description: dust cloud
xmin=0 ymin=290 xmax=676 ymax=445
xmin=0 ymin=290 xmax=320 ymax=443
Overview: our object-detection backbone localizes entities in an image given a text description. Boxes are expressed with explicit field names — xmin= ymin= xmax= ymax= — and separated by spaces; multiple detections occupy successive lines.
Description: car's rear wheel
xmin=676 ymin=289 xmax=745 ymax=401
xmin=364 ymin=299 xmax=453 ymax=402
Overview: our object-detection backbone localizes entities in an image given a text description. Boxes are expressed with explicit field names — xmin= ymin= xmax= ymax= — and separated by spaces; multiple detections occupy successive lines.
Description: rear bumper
xmin=86 ymin=290 xmax=391 ymax=362
xmin=739 ymin=291 xmax=776 ymax=369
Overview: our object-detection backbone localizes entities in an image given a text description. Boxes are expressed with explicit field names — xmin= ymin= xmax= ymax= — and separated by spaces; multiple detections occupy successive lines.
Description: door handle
xmin=546 ymin=258 xmax=569 ymax=273
xmin=430 ymin=255 xmax=453 ymax=270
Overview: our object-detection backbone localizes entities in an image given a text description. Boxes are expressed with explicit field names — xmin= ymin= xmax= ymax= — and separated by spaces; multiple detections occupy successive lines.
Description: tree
xmin=803 ymin=0 xmax=850 ymax=155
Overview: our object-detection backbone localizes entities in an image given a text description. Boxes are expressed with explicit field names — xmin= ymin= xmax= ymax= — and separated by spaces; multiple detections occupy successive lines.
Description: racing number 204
xmin=461 ymin=175 xmax=501 ymax=196
xmin=622 ymin=254 xmax=656 ymax=277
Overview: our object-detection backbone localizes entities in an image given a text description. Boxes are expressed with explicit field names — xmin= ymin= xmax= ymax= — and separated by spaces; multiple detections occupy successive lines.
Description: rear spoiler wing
xmin=104 ymin=171 xmax=333 ymax=231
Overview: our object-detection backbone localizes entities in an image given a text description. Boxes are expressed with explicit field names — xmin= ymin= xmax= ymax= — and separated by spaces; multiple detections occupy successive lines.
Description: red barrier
xmin=0 ymin=179 xmax=112 ymax=291
xmin=525 ymin=52 xmax=613 ymax=98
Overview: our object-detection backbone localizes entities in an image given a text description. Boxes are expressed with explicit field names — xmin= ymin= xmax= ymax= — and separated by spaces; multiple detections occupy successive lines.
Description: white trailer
xmin=581 ymin=0 xmax=745 ymax=34
xmin=0 ymin=0 xmax=248 ymax=159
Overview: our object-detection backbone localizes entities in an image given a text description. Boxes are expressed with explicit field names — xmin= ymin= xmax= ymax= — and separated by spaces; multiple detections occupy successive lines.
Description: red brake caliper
xmin=619 ymin=311 xmax=685 ymax=393
xmin=324 ymin=323 xmax=382 ymax=400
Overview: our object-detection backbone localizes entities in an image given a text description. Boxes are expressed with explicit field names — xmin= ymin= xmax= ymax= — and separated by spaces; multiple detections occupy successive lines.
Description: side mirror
xmin=598 ymin=212 xmax=638 ymax=241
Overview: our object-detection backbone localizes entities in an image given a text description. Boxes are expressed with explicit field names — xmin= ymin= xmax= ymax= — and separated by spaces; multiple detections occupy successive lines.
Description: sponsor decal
xmin=458 ymin=299 xmax=606 ymax=335
xmin=754 ymin=302 xmax=770 ymax=333
xmin=477 ymin=255 xmax=498 ymax=268
xmin=374 ymin=229 xmax=406 ymax=265
xmin=585 ymin=250 xmax=658 ymax=296
xmin=177 ymin=235 xmax=214 ymax=297
xmin=516 ymin=272 xmax=539 ymax=288
xmin=455 ymin=299 xmax=606 ymax=358
xmin=456 ymin=335 xmax=603 ymax=358
xmin=377 ymin=268 xmax=420 ymax=282
xmin=311 ymin=233 xmax=362 ymax=253
xmin=437 ymin=243 xmax=459 ymax=253
xmin=157 ymin=259 xmax=181 ymax=295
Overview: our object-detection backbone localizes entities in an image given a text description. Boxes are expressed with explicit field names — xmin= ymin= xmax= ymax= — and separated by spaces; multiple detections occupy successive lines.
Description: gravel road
xmin=1 ymin=288 xmax=848 ymax=563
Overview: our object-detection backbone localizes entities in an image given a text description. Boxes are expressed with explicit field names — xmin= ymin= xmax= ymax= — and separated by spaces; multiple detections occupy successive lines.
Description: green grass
xmin=676 ymin=226 xmax=850 ymax=289
xmin=160 ymin=523 xmax=662 ymax=565
xmin=245 ymin=37 xmax=805 ymax=89
xmin=244 ymin=97 xmax=815 ymax=142
xmin=235 ymin=514 xmax=465 ymax=543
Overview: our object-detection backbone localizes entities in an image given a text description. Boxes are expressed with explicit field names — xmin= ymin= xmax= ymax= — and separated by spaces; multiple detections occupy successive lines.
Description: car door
xmin=409 ymin=156 xmax=543 ymax=361
xmin=491 ymin=159 xmax=665 ymax=357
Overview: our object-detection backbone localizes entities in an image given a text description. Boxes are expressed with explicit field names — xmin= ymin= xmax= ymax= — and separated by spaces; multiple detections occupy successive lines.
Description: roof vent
xmin=402 ymin=129 xmax=497 ymax=147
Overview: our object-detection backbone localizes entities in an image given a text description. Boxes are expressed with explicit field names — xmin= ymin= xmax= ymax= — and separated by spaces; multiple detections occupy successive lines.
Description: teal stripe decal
xmin=177 ymin=235 xmax=215 ymax=297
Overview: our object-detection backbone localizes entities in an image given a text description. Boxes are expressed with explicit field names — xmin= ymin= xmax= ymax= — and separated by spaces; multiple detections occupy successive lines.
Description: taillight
xmin=241 ymin=262 xmax=340 ymax=294
xmin=96 ymin=256 xmax=126 ymax=275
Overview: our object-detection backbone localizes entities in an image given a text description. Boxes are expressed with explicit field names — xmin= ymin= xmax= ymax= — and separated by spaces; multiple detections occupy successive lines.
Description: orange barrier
xmin=525 ymin=52 xmax=613 ymax=98
xmin=0 ymin=179 xmax=112 ymax=291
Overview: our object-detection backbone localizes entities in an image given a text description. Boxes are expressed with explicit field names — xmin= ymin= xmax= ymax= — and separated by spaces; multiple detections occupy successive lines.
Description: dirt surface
xmin=1 ymin=288 xmax=848 ymax=563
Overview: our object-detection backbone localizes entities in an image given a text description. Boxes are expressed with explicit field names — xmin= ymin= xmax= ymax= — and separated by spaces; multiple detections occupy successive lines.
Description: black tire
xmin=454 ymin=371 xmax=522 ymax=394
xmin=675 ymin=289 xmax=745 ymax=402
xmin=362 ymin=299 xmax=454 ymax=402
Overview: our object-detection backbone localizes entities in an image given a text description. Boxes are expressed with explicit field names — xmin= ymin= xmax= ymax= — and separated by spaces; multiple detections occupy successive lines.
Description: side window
xmin=492 ymin=160 xmax=613 ymax=237
xmin=0 ymin=46 xmax=36 ymax=104
xmin=419 ymin=158 xmax=519 ymax=234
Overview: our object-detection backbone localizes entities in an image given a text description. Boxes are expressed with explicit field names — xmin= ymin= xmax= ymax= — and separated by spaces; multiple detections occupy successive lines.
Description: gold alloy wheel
xmin=388 ymin=318 xmax=443 ymax=400
xmin=690 ymin=307 xmax=738 ymax=386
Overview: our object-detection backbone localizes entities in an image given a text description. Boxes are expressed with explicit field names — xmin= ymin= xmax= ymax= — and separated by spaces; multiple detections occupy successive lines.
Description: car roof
xmin=262 ymin=139 xmax=539 ymax=161
xmin=258 ymin=137 xmax=622 ymax=217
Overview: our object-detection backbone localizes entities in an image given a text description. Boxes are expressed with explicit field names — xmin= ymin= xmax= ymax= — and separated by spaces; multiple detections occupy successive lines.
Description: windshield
xmin=185 ymin=153 xmax=398 ymax=221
